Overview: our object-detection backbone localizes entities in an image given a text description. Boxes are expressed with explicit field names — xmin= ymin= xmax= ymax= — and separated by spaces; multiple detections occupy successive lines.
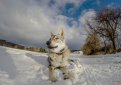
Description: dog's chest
xmin=48 ymin=53 xmax=69 ymax=67
xmin=49 ymin=53 xmax=63 ymax=62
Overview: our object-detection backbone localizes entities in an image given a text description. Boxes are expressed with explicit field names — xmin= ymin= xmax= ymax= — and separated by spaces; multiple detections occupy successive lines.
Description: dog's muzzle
xmin=48 ymin=45 xmax=58 ymax=49
xmin=46 ymin=41 xmax=50 ymax=46
xmin=46 ymin=41 xmax=58 ymax=49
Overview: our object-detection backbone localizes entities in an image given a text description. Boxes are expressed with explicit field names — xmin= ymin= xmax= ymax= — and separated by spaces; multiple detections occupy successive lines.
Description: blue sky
xmin=61 ymin=0 xmax=121 ymax=19
xmin=0 ymin=0 xmax=121 ymax=50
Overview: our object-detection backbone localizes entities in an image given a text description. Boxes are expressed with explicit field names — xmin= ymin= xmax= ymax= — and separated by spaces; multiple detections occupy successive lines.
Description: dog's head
xmin=46 ymin=29 xmax=66 ymax=53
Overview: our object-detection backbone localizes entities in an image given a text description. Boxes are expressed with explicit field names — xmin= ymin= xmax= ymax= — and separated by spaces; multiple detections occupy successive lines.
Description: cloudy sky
xmin=0 ymin=0 xmax=121 ymax=50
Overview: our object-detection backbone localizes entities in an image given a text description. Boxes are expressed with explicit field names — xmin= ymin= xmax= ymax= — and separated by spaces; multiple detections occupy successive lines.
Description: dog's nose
xmin=46 ymin=41 xmax=50 ymax=45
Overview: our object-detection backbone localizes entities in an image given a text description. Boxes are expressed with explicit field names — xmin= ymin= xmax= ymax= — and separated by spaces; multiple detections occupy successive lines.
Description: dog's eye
xmin=55 ymin=38 xmax=59 ymax=40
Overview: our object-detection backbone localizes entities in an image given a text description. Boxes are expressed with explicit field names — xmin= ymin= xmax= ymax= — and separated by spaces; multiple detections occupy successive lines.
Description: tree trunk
xmin=111 ymin=38 xmax=116 ymax=52
xmin=103 ymin=37 xmax=107 ymax=54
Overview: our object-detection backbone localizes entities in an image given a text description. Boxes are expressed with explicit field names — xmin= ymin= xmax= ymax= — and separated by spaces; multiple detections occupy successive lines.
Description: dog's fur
xmin=46 ymin=29 xmax=71 ymax=82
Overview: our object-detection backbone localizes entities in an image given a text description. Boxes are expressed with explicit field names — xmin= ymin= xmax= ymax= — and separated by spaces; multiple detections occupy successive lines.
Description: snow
xmin=0 ymin=46 xmax=121 ymax=85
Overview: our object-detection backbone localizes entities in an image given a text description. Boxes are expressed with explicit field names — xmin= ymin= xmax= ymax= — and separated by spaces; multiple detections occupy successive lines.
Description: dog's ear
xmin=61 ymin=29 xmax=64 ymax=37
xmin=58 ymin=28 xmax=64 ymax=37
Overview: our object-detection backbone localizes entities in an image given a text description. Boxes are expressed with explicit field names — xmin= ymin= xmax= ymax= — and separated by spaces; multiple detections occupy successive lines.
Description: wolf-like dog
xmin=46 ymin=29 xmax=71 ymax=82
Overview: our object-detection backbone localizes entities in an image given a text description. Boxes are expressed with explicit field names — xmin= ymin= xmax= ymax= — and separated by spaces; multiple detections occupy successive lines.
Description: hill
xmin=0 ymin=39 xmax=46 ymax=52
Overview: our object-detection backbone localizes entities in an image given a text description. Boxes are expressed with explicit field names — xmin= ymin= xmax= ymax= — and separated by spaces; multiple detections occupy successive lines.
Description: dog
xmin=46 ymin=29 xmax=71 ymax=82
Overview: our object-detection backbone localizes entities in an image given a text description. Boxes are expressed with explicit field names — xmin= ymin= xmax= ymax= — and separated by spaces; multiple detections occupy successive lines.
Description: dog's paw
xmin=63 ymin=72 xmax=72 ymax=80
xmin=63 ymin=74 xmax=70 ymax=80
xmin=49 ymin=77 xmax=58 ymax=82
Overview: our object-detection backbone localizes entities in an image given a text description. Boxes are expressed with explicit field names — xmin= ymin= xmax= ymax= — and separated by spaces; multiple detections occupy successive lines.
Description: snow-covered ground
xmin=0 ymin=46 xmax=121 ymax=85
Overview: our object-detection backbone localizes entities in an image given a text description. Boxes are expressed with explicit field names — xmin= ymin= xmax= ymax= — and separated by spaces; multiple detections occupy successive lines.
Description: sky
xmin=0 ymin=0 xmax=121 ymax=50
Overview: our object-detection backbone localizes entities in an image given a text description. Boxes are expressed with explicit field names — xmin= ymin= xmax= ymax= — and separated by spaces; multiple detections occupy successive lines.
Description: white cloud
xmin=80 ymin=9 xmax=96 ymax=25
xmin=0 ymin=0 xmax=92 ymax=50
xmin=79 ymin=9 xmax=96 ymax=33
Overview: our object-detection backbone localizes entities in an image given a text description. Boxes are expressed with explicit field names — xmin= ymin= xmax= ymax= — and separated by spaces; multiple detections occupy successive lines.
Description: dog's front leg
xmin=60 ymin=66 xmax=71 ymax=80
xmin=49 ymin=66 xmax=57 ymax=82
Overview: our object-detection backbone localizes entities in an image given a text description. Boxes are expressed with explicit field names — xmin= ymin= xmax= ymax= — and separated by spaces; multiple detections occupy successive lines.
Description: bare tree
xmin=92 ymin=8 xmax=121 ymax=51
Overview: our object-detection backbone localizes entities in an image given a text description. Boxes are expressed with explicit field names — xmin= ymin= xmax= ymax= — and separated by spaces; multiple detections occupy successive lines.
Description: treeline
xmin=0 ymin=39 xmax=46 ymax=53
xmin=82 ymin=7 xmax=121 ymax=55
